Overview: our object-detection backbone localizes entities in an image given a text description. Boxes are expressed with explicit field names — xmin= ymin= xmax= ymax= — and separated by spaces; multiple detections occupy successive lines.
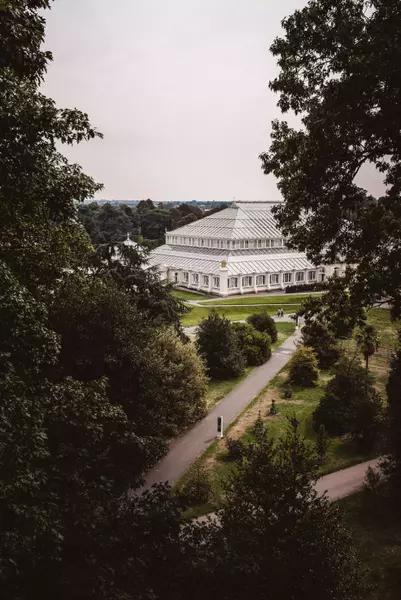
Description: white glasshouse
xmin=148 ymin=201 xmax=345 ymax=297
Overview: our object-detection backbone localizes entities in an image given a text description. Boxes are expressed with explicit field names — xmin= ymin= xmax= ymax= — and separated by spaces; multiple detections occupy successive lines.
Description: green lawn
xmin=182 ymin=304 xmax=301 ymax=327
xmin=204 ymin=322 xmax=296 ymax=409
xmin=205 ymin=367 xmax=254 ymax=409
xmin=340 ymin=492 xmax=401 ymax=600
xmin=199 ymin=293 xmax=322 ymax=306
xmin=172 ymin=289 xmax=214 ymax=300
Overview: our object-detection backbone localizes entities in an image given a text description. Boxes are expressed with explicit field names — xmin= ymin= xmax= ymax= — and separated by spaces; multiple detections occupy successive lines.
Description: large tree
xmin=199 ymin=421 xmax=364 ymax=600
xmin=261 ymin=0 xmax=401 ymax=317
xmin=0 ymin=2 xmax=204 ymax=596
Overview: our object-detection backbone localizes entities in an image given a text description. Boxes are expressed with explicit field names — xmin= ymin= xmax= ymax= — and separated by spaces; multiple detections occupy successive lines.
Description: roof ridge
xmin=228 ymin=204 xmax=243 ymax=240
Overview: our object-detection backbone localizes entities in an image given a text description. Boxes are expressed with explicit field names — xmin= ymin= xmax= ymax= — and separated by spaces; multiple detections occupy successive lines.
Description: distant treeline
xmin=78 ymin=199 xmax=228 ymax=247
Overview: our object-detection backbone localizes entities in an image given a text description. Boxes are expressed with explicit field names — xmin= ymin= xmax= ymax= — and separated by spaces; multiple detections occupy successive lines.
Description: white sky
xmin=42 ymin=0 xmax=384 ymax=202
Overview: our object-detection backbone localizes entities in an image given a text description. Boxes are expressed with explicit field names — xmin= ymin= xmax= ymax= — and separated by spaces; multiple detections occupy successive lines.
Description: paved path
xmin=316 ymin=457 xmax=381 ymax=501
xmin=143 ymin=330 xmax=301 ymax=489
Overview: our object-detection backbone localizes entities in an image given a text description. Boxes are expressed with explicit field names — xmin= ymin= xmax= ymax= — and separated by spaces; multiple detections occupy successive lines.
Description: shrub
xmin=315 ymin=424 xmax=330 ymax=464
xmin=197 ymin=311 xmax=246 ymax=379
xmin=226 ymin=437 xmax=246 ymax=461
xmin=283 ymin=384 xmax=293 ymax=399
xmin=246 ymin=312 xmax=278 ymax=342
xmin=252 ymin=412 xmax=268 ymax=441
xmin=177 ymin=463 xmax=212 ymax=506
xmin=287 ymin=345 xmax=319 ymax=387
xmin=301 ymin=321 xmax=341 ymax=369
xmin=285 ymin=281 xmax=329 ymax=294
xmin=231 ymin=322 xmax=271 ymax=366
xmin=313 ymin=356 xmax=383 ymax=450
xmin=147 ymin=327 xmax=208 ymax=435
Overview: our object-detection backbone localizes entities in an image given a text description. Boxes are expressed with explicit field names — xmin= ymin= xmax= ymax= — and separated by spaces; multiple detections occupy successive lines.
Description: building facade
xmin=148 ymin=201 xmax=345 ymax=296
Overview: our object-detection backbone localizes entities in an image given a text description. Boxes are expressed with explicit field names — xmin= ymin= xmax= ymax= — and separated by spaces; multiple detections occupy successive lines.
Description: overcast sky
xmin=43 ymin=0 xmax=383 ymax=202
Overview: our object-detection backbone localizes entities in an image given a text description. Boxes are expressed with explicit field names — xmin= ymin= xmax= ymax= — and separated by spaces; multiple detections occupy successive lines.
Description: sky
xmin=42 ymin=0 xmax=384 ymax=203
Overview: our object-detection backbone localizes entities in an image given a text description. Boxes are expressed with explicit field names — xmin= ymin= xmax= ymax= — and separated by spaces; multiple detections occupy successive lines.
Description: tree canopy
xmin=261 ymin=0 xmax=401 ymax=317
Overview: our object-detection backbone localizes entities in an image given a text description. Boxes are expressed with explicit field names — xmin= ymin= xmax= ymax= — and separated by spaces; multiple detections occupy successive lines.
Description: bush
xmin=177 ymin=463 xmax=212 ymax=506
xmin=246 ymin=312 xmax=278 ymax=342
xmin=313 ymin=356 xmax=383 ymax=450
xmin=287 ymin=345 xmax=319 ymax=387
xmin=226 ymin=437 xmax=246 ymax=461
xmin=302 ymin=321 xmax=341 ymax=369
xmin=231 ymin=322 xmax=271 ymax=366
xmin=285 ymin=281 xmax=329 ymax=294
xmin=197 ymin=311 xmax=246 ymax=379
xmin=315 ymin=424 xmax=330 ymax=464
xmin=283 ymin=384 xmax=293 ymax=399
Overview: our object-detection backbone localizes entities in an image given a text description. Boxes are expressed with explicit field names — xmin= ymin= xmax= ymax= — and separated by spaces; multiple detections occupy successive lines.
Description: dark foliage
xmin=208 ymin=420 xmax=365 ymax=600
xmin=261 ymin=0 xmax=401 ymax=319
xmin=77 ymin=200 xmax=228 ymax=249
xmin=246 ymin=311 xmax=278 ymax=342
xmin=226 ymin=437 xmax=246 ymax=462
xmin=176 ymin=464 xmax=212 ymax=506
xmin=298 ymin=282 xmax=366 ymax=339
xmin=315 ymin=424 xmax=330 ymax=465
xmin=302 ymin=321 xmax=341 ymax=368
xmin=287 ymin=345 xmax=319 ymax=387
xmin=381 ymin=331 xmax=401 ymax=507
xmin=231 ymin=322 xmax=272 ymax=366
xmin=314 ymin=356 xmax=383 ymax=450
xmin=197 ymin=311 xmax=246 ymax=379
xmin=286 ymin=281 xmax=329 ymax=294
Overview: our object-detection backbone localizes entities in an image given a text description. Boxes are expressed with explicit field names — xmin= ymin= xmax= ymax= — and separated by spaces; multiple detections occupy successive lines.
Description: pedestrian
xmin=277 ymin=308 xmax=280 ymax=318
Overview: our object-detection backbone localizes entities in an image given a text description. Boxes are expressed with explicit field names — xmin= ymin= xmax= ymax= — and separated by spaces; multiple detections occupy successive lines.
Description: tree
xmin=176 ymin=463 xmax=212 ymax=506
xmin=298 ymin=284 xmax=366 ymax=339
xmin=0 ymin=262 xmax=154 ymax=599
xmin=231 ymin=322 xmax=272 ymax=366
xmin=77 ymin=202 xmax=139 ymax=245
xmin=204 ymin=420 xmax=364 ymax=600
xmin=314 ymin=356 xmax=383 ymax=449
xmin=381 ymin=330 xmax=401 ymax=507
xmin=260 ymin=0 xmax=401 ymax=318
xmin=90 ymin=242 xmax=188 ymax=329
xmin=246 ymin=311 xmax=278 ymax=342
xmin=287 ymin=345 xmax=319 ymax=387
xmin=0 ymin=4 xmax=203 ymax=597
xmin=302 ymin=320 xmax=341 ymax=368
xmin=315 ymin=424 xmax=330 ymax=465
xmin=145 ymin=327 xmax=208 ymax=435
xmin=197 ymin=311 xmax=246 ymax=379
xmin=355 ymin=324 xmax=380 ymax=370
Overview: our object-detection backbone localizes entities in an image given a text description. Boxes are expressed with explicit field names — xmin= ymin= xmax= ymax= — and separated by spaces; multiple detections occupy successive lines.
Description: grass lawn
xmin=181 ymin=304 xmax=301 ymax=327
xmin=199 ymin=292 xmax=322 ymax=306
xmin=205 ymin=367 xmax=254 ymax=410
xmin=340 ymin=492 xmax=401 ymax=600
xmin=204 ymin=322 xmax=296 ymax=409
xmin=171 ymin=289 xmax=214 ymax=300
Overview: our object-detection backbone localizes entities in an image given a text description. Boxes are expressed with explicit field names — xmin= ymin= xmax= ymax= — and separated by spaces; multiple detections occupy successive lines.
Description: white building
xmin=148 ymin=201 xmax=345 ymax=296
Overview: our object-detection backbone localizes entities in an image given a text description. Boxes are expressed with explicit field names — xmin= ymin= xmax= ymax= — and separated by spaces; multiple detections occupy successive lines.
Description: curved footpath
xmin=143 ymin=330 xmax=301 ymax=489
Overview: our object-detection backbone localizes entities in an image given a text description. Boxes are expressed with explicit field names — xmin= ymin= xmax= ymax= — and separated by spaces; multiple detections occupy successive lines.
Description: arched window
xmin=318 ymin=266 xmax=326 ymax=282
xmin=334 ymin=267 xmax=340 ymax=277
